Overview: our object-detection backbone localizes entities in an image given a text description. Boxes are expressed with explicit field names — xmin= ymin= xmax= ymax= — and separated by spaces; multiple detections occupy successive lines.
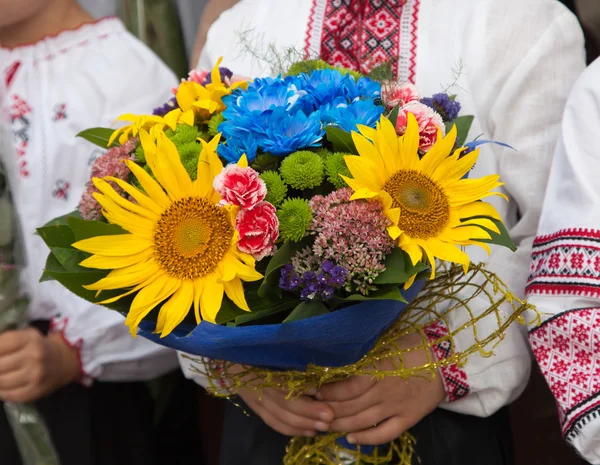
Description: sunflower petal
xmin=200 ymin=275 xmax=224 ymax=323
xmin=224 ymin=279 xmax=251 ymax=312
xmin=126 ymin=275 xmax=180 ymax=335
xmin=80 ymin=248 xmax=153 ymax=270
xmin=157 ymin=280 xmax=195 ymax=337
xmin=126 ymin=160 xmax=171 ymax=209
xmin=73 ymin=234 xmax=151 ymax=256
xmin=84 ymin=259 xmax=160 ymax=291
xmin=420 ymin=124 xmax=457 ymax=176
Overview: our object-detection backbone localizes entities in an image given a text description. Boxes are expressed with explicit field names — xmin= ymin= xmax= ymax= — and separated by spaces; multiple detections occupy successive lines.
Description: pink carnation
xmin=236 ymin=201 xmax=279 ymax=260
xmin=78 ymin=138 xmax=137 ymax=220
xmin=382 ymin=82 xmax=420 ymax=109
xmin=395 ymin=101 xmax=445 ymax=153
xmin=213 ymin=164 xmax=266 ymax=209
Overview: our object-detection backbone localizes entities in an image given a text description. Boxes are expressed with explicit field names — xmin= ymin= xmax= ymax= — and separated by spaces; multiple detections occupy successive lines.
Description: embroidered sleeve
xmin=527 ymin=229 xmax=600 ymax=443
xmin=423 ymin=319 xmax=470 ymax=402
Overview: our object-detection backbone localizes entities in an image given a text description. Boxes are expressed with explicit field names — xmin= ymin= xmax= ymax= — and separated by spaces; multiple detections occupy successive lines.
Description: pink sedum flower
xmin=214 ymin=164 xmax=266 ymax=209
xmin=395 ymin=101 xmax=445 ymax=153
xmin=235 ymin=201 xmax=279 ymax=260
xmin=382 ymin=82 xmax=420 ymax=109
xmin=79 ymin=138 xmax=137 ymax=221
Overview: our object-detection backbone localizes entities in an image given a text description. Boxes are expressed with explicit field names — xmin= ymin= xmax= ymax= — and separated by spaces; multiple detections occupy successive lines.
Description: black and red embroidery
xmin=52 ymin=103 xmax=67 ymax=121
xmin=527 ymin=228 xmax=600 ymax=298
xmin=52 ymin=180 xmax=71 ymax=200
xmin=424 ymin=319 xmax=470 ymax=402
xmin=10 ymin=95 xmax=32 ymax=178
xmin=304 ymin=0 xmax=420 ymax=83
xmin=529 ymin=309 xmax=600 ymax=441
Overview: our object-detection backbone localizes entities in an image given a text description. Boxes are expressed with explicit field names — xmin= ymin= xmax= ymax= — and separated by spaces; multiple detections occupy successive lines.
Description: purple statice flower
xmin=421 ymin=93 xmax=461 ymax=122
xmin=152 ymin=96 xmax=178 ymax=116
xmin=280 ymin=255 xmax=348 ymax=301
xmin=203 ymin=67 xmax=234 ymax=85
xmin=308 ymin=188 xmax=395 ymax=295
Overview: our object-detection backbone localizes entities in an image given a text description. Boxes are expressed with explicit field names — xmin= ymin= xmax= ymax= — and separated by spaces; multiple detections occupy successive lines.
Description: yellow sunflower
xmin=342 ymin=114 xmax=506 ymax=277
xmin=73 ymin=131 xmax=262 ymax=337
xmin=176 ymin=57 xmax=249 ymax=121
xmin=108 ymin=110 xmax=195 ymax=146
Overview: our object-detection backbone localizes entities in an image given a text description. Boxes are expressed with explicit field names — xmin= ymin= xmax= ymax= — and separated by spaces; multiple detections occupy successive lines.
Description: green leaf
xmin=283 ymin=300 xmax=329 ymax=323
xmin=258 ymin=238 xmax=310 ymax=297
xmin=215 ymin=297 xmax=249 ymax=325
xmin=373 ymin=249 xmax=428 ymax=285
xmin=49 ymin=247 xmax=88 ymax=273
xmin=37 ymin=224 xmax=76 ymax=249
xmin=446 ymin=115 xmax=474 ymax=148
xmin=77 ymin=127 xmax=120 ymax=149
xmin=468 ymin=216 xmax=517 ymax=252
xmin=331 ymin=285 xmax=407 ymax=307
xmin=40 ymin=253 xmax=66 ymax=283
xmin=41 ymin=210 xmax=80 ymax=228
xmin=234 ymin=300 xmax=299 ymax=326
xmin=68 ymin=217 xmax=127 ymax=241
xmin=388 ymin=105 xmax=400 ymax=128
xmin=325 ymin=127 xmax=358 ymax=154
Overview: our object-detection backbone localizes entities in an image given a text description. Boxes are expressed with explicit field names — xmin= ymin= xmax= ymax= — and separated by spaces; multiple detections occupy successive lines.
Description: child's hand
xmin=319 ymin=332 xmax=446 ymax=446
xmin=0 ymin=328 xmax=81 ymax=403
xmin=230 ymin=363 xmax=334 ymax=438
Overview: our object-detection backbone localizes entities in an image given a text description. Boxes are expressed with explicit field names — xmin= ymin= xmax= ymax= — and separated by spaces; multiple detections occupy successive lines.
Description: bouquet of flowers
xmin=0 ymin=163 xmax=60 ymax=465
xmin=38 ymin=59 xmax=533 ymax=465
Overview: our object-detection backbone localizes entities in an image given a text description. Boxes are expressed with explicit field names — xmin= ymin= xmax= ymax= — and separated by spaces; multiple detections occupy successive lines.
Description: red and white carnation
xmin=235 ymin=202 xmax=279 ymax=260
xmin=214 ymin=164 xmax=267 ymax=209
xmin=382 ymin=82 xmax=420 ymax=109
xmin=395 ymin=101 xmax=445 ymax=153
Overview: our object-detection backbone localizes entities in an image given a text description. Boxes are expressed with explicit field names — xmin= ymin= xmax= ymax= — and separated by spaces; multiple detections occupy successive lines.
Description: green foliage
xmin=325 ymin=127 xmax=358 ymax=154
xmin=373 ymin=248 xmax=429 ymax=285
xmin=283 ymin=301 xmax=329 ymax=323
xmin=464 ymin=216 xmax=518 ymax=252
xmin=445 ymin=115 xmax=474 ymax=148
xmin=277 ymin=198 xmax=313 ymax=243
xmin=286 ymin=59 xmax=363 ymax=80
xmin=258 ymin=238 xmax=311 ymax=297
xmin=260 ymin=171 xmax=288 ymax=207
xmin=279 ymin=151 xmax=324 ymax=190
xmin=177 ymin=141 xmax=202 ymax=181
xmin=77 ymin=128 xmax=120 ymax=149
xmin=324 ymin=153 xmax=351 ymax=189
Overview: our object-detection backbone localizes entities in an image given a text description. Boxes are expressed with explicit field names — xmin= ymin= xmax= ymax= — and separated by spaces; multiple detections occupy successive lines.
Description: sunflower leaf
xmin=37 ymin=224 xmax=76 ymax=249
xmin=234 ymin=299 xmax=300 ymax=326
xmin=325 ymin=127 xmax=358 ymax=154
xmin=373 ymin=249 xmax=428 ymax=285
xmin=283 ymin=300 xmax=329 ymax=323
xmin=330 ymin=285 xmax=407 ymax=307
xmin=49 ymin=247 xmax=88 ymax=273
xmin=68 ymin=217 xmax=127 ymax=242
xmin=474 ymin=216 xmax=517 ymax=252
xmin=388 ymin=105 xmax=400 ymax=128
xmin=77 ymin=127 xmax=120 ymax=149
xmin=40 ymin=253 xmax=66 ymax=283
xmin=446 ymin=115 xmax=474 ymax=147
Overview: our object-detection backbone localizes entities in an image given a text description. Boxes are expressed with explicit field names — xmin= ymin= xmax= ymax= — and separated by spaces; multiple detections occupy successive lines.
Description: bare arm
xmin=190 ymin=0 xmax=241 ymax=68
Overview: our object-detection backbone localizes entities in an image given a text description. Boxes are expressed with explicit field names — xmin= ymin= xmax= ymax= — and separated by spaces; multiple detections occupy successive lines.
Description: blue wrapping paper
xmin=137 ymin=280 xmax=425 ymax=370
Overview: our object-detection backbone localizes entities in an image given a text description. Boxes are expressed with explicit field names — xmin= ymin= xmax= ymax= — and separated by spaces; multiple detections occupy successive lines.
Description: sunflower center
xmin=383 ymin=170 xmax=450 ymax=239
xmin=154 ymin=197 xmax=233 ymax=280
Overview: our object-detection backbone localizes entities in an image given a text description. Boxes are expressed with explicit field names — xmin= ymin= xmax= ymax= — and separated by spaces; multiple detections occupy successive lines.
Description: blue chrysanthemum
xmin=217 ymin=135 xmax=259 ymax=163
xmin=321 ymin=99 xmax=384 ymax=133
xmin=256 ymin=107 xmax=324 ymax=155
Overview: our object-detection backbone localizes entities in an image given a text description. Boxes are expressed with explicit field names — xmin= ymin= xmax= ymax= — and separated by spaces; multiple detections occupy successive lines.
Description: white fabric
xmin=526 ymin=58 xmax=600 ymax=464
xmin=0 ymin=18 xmax=179 ymax=381
xmin=192 ymin=0 xmax=586 ymax=416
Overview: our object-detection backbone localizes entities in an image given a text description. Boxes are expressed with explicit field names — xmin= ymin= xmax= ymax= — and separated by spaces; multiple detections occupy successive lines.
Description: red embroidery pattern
xmin=526 ymin=229 xmax=600 ymax=298
xmin=52 ymin=103 xmax=67 ymax=121
xmin=529 ymin=309 xmax=600 ymax=441
xmin=10 ymin=95 xmax=32 ymax=178
xmin=305 ymin=0 xmax=419 ymax=82
xmin=4 ymin=62 xmax=21 ymax=88
xmin=52 ymin=180 xmax=71 ymax=200
xmin=424 ymin=320 xmax=470 ymax=402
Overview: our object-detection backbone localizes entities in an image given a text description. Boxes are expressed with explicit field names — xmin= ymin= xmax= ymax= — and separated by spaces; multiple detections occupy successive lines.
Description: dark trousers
xmin=220 ymin=400 xmax=514 ymax=465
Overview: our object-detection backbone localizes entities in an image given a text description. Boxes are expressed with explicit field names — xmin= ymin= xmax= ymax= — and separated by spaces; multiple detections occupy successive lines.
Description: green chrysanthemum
xmin=260 ymin=171 xmax=288 ymax=207
xmin=325 ymin=152 xmax=352 ymax=189
xmin=315 ymin=148 xmax=333 ymax=160
xmin=279 ymin=151 xmax=324 ymax=190
xmin=277 ymin=198 xmax=313 ymax=242
xmin=208 ymin=113 xmax=225 ymax=136
xmin=135 ymin=125 xmax=202 ymax=164
xmin=178 ymin=141 xmax=202 ymax=180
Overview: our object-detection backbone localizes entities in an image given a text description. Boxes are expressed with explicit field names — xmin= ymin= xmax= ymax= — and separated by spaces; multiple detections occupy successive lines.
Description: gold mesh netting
xmin=183 ymin=263 xmax=539 ymax=465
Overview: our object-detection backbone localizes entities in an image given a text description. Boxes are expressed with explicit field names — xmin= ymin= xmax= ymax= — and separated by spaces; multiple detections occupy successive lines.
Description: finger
xmin=0 ymin=331 xmax=28 ymax=357
xmin=0 ymin=367 xmax=31 ymax=391
xmin=258 ymin=406 xmax=317 ymax=438
xmin=327 ymin=389 xmax=380 ymax=418
xmin=0 ymin=351 xmax=27 ymax=375
xmin=347 ymin=416 xmax=412 ymax=446
xmin=0 ymin=384 xmax=38 ymax=404
xmin=330 ymin=405 xmax=389 ymax=433
xmin=318 ymin=375 xmax=375 ymax=402
xmin=269 ymin=390 xmax=334 ymax=423
xmin=263 ymin=394 xmax=331 ymax=432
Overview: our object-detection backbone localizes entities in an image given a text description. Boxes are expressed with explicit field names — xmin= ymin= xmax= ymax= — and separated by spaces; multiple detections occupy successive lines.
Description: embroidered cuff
xmin=423 ymin=319 xmax=470 ymax=402
xmin=529 ymin=308 xmax=600 ymax=443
